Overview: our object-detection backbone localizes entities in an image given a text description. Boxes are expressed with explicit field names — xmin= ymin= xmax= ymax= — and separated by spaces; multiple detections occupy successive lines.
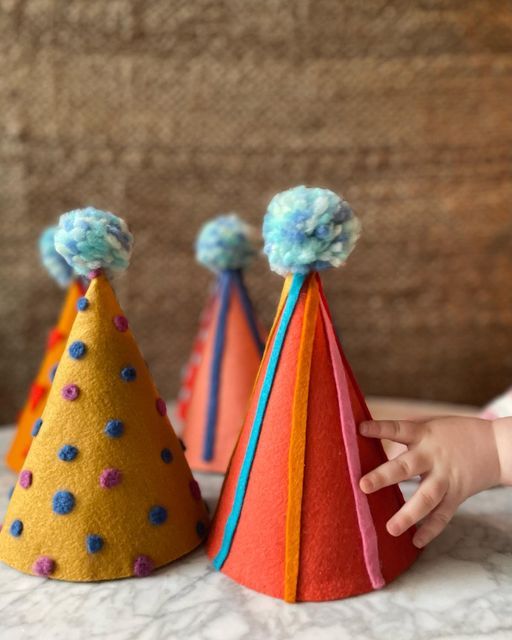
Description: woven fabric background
xmin=1 ymin=1 xmax=511 ymax=423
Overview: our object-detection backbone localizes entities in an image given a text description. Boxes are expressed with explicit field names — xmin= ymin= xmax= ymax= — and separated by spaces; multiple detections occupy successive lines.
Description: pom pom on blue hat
xmin=262 ymin=185 xmax=361 ymax=276
xmin=55 ymin=207 xmax=133 ymax=279
xmin=39 ymin=226 xmax=74 ymax=287
xmin=196 ymin=214 xmax=257 ymax=272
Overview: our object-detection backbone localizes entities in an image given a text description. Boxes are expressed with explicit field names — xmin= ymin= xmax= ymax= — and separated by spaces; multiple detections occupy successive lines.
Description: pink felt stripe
xmin=320 ymin=300 xmax=385 ymax=589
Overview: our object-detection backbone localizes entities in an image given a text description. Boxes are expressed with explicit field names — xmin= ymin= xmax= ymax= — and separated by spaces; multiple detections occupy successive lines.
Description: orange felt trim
xmin=284 ymin=276 xmax=319 ymax=603
xmin=208 ymin=285 xmax=306 ymax=599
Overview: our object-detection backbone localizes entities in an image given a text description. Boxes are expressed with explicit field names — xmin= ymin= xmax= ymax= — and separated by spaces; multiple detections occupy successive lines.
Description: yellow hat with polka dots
xmin=0 ymin=208 xmax=209 ymax=581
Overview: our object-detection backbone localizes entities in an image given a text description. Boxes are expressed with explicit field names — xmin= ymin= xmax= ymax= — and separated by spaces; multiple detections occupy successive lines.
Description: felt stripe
xmin=320 ymin=298 xmax=385 ymax=589
xmin=232 ymin=270 xmax=265 ymax=355
xmin=202 ymin=272 xmax=232 ymax=461
xmin=213 ymin=273 xmax=306 ymax=570
xmin=316 ymin=276 xmax=372 ymax=421
xmin=284 ymin=276 xmax=319 ymax=602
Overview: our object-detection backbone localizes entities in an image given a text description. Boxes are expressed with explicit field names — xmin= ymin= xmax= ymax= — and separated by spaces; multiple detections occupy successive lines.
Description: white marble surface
xmin=0 ymin=402 xmax=511 ymax=640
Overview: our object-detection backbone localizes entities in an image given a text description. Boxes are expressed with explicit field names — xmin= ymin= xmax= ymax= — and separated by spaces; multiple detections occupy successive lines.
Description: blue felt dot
xmin=52 ymin=491 xmax=75 ymax=515
xmin=86 ymin=534 xmax=104 ymax=554
xmin=32 ymin=418 xmax=43 ymax=437
xmin=69 ymin=341 xmax=87 ymax=360
xmin=49 ymin=364 xmax=58 ymax=382
xmin=7 ymin=486 xmax=14 ymax=500
xmin=196 ymin=520 xmax=207 ymax=538
xmin=9 ymin=519 xmax=23 ymax=537
xmin=104 ymin=419 xmax=124 ymax=438
xmin=58 ymin=445 xmax=79 ymax=462
xmin=77 ymin=297 xmax=89 ymax=311
xmin=160 ymin=448 xmax=173 ymax=464
xmin=120 ymin=366 xmax=137 ymax=382
xmin=148 ymin=506 xmax=167 ymax=526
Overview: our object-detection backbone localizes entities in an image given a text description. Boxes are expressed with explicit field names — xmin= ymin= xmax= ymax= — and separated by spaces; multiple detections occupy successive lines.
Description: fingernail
xmin=386 ymin=521 xmax=400 ymax=537
xmin=359 ymin=422 xmax=369 ymax=435
xmin=359 ymin=477 xmax=372 ymax=493
xmin=413 ymin=536 xmax=425 ymax=549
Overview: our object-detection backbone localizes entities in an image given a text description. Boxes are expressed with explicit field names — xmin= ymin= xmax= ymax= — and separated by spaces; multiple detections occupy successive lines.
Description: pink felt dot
xmin=19 ymin=470 xmax=33 ymax=489
xmin=88 ymin=268 xmax=102 ymax=280
xmin=113 ymin=315 xmax=129 ymax=332
xmin=133 ymin=555 xmax=153 ymax=577
xmin=156 ymin=398 xmax=167 ymax=417
xmin=32 ymin=556 xmax=55 ymax=577
xmin=99 ymin=468 xmax=122 ymax=489
xmin=189 ymin=479 xmax=202 ymax=501
xmin=61 ymin=384 xmax=79 ymax=401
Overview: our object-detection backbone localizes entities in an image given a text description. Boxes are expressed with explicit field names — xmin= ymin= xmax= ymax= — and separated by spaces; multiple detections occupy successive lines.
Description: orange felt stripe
xmin=284 ymin=276 xmax=319 ymax=603
xmin=208 ymin=284 xmax=306 ymax=599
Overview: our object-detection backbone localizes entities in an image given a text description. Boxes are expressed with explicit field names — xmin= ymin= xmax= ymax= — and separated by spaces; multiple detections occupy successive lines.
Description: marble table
xmin=0 ymin=399 xmax=511 ymax=640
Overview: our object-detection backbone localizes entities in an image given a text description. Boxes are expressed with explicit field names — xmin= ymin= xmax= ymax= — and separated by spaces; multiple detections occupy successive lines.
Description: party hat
xmin=206 ymin=186 xmax=420 ymax=602
xmin=0 ymin=208 xmax=208 ymax=581
xmin=178 ymin=215 xmax=264 ymax=473
xmin=6 ymin=227 xmax=86 ymax=472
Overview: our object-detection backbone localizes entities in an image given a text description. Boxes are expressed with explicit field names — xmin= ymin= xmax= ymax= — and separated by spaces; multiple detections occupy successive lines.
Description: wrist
xmin=492 ymin=418 xmax=512 ymax=486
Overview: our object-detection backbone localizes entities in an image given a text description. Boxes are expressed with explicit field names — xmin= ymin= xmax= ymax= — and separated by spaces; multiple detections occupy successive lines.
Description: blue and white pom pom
xmin=39 ymin=226 xmax=74 ymax=287
xmin=196 ymin=214 xmax=257 ymax=272
xmin=263 ymin=185 xmax=361 ymax=276
xmin=55 ymin=207 xmax=133 ymax=279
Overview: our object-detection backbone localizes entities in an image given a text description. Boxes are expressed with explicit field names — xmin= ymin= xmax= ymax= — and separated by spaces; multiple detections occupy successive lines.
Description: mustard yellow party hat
xmin=0 ymin=208 xmax=208 ymax=581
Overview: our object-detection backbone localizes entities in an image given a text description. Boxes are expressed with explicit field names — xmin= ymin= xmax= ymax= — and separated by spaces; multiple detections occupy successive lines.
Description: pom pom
xmin=263 ymin=185 xmax=361 ymax=276
xmin=55 ymin=207 xmax=133 ymax=279
xmin=39 ymin=226 xmax=74 ymax=287
xmin=196 ymin=214 xmax=257 ymax=272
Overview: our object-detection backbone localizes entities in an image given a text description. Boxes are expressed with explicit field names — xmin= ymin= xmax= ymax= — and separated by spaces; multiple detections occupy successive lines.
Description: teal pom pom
xmin=263 ymin=185 xmax=361 ymax=276
xmin=39 ymin=226 xmax=74 ymax=287
xmin=55 ymin=207 xmax=133 ymax=278
xmin=196 ymin=214 xmax=257 ymax=272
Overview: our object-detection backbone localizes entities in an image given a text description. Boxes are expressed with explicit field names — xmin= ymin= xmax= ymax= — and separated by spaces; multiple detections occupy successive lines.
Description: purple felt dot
xmin=113 ymin=315 xmax=129 ymax=332
xmin=189 ymin=479 xmax=202 ymax=501
xmin=99 ymin=468 xmax=122 ymax=489
xmin=155 ymin=398 xmax=167 ymax=417
xmin=88 ymin=268 xmax=102 ymax=280
xmin=61 ymin=384 xmax=79 ymax=401
xmin=32 ymin=556 xmax=55 ymax=577
xmin=19 ymin=470 xmax=33 ymax=489
xmin=133 ymin=555 xmax=153 ymax=577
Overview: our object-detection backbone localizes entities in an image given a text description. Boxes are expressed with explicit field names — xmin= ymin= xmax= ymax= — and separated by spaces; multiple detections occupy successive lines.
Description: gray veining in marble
xmin=0 ymin=425 xmax=510 ymax=640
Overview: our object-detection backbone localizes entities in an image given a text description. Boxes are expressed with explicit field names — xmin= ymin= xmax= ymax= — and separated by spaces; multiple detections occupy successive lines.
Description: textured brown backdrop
xmin=1 ymin=1 xmax=512 ymax=423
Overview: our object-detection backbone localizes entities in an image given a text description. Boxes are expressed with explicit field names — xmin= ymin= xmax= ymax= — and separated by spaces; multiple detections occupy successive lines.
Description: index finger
xmin=359 ymin=420 xmax=420 ymax=445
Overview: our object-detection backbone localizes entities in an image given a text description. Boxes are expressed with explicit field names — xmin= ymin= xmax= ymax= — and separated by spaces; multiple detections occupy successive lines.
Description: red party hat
xmin=206 ymin=186 xmax=419 ymax=602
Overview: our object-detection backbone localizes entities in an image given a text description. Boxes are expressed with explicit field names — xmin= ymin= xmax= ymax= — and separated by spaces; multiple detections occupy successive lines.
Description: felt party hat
xmin=206 ymin=186 xmax=420 ymax=602
xmin=178 ymin=215 xmax=265 ymax=473
xmin=0 ymin=208 xmax=208 ymax=581
xmin=6 ymin=226 xmax=87 ymax=473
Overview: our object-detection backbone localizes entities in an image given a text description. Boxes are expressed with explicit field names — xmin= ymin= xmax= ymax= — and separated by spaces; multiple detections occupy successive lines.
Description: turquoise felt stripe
xmin=212 ymin=273 xmax=305 ymax=570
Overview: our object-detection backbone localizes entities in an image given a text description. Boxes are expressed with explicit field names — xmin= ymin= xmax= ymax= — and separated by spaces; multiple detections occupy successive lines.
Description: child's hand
xmin=358 ymin=417 xmax=505 ymax=548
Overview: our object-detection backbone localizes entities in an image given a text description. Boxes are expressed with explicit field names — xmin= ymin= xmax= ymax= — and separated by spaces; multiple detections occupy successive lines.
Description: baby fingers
xmin=386 ymin=477 xmax=448 ymax=539
xmin=359 ymin=420 xmax=420 ymax=445
xmin=412 ymin=497 xmax=458 ymax=548
xmin=360 ymin=452 xmax=428 ymax=494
